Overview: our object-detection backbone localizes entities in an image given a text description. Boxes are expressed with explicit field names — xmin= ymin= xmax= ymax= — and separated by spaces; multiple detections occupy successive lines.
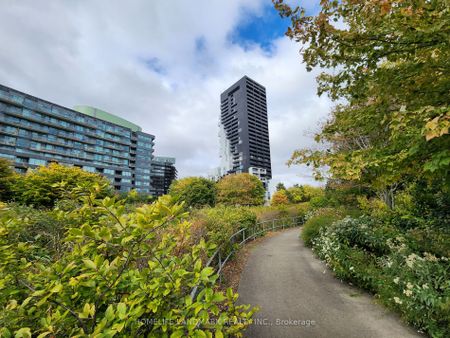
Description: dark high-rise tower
xmin=219 ymin=76 xmax=271 ymax=193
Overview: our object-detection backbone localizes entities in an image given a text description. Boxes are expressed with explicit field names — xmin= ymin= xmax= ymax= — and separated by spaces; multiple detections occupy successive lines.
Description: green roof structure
xmin=73 ymin=105 xmax=142 ymax=132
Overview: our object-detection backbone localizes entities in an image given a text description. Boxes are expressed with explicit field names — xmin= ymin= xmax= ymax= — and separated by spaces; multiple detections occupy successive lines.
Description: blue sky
xmin=230 ymin=4 xmax=291 ymax=52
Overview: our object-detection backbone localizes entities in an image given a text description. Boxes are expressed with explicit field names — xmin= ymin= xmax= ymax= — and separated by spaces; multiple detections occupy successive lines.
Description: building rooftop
xmin=73 ymin=105 xmax=142 ymax=132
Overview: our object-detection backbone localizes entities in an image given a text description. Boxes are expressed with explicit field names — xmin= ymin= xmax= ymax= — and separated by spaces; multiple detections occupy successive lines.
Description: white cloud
xmin=0 ymin=0 xmax=331 ymax=189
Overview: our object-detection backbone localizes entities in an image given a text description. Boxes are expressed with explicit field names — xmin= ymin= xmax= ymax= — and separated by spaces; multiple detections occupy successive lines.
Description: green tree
xmin=286 ymin=184 xmax=323 ymax=203
xmin=11 ymin=163 xmax=112 ymax=208
xmin=275 ymin=0 xmax=450 ymax=207
xmin=216 ymin=173 xmax=265 ymax=206
xmin=0 ymin=158 xmax=14 ymax=201
xmin=276 ymin=182 xmax=286 ymax=191
xmin=169 ymin=177 xmax=216 ymax=208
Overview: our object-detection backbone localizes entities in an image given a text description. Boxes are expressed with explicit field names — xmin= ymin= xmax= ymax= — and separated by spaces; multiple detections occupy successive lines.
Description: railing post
xmin=243 ymin=229 xmax=246 ymax=243
xmin=272 ymin=219 xmax=275 ymax=231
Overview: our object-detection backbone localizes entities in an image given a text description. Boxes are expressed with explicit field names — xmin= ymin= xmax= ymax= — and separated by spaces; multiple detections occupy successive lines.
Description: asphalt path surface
xmin=237 ymin=227 xmax=422 ymax=338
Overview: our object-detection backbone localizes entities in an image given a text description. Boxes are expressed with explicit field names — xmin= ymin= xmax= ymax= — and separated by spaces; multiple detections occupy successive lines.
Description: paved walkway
xmin=237 ymin=228 xmax=422 ymax=338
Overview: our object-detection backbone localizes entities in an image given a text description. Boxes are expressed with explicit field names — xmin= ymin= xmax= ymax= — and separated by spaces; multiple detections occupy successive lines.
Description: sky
xmin=0 ymin=0 xmax=331 ymax=190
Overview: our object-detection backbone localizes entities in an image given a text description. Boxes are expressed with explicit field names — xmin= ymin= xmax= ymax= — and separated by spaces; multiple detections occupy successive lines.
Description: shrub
xmin=309 ymin=196 xmax=329 ymax=208
xmin=192 ymin=206 xmax=257 ymax=257
xmin=271 ymin=190 xmax=289 ymax=206
xmin=0 ymin=158 xmax=14 ymax=201
xmin=169 ymin=177 xmax=216 ymax=208
xmin=312 ymin=216 xmax=450 ymax=337
xmin=10 ymin=163 xmax=112 ymax=208
xmin=301 ymin=208 xmax=345 ymax=247
xmin=217 ymin=173 xmax=265 ymax=206
xmin=0 ymin=194 xmax=256 ymax=337
xmin=216 ymin=173 xmax=265 ymax=206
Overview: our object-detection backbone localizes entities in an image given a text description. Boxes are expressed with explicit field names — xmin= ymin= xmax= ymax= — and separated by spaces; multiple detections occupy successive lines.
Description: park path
xmin=237 ymin=227 xmax=422 ymax=338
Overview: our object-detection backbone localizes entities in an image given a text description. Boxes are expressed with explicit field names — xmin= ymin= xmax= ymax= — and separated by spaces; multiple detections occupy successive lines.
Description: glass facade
xmin=0 ymin=84 xmax=155 ymax=193
xmin=150 ymin=157 xmax=177 ymax=197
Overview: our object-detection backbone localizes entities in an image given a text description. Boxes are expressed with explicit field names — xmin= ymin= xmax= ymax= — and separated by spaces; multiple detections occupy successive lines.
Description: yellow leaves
xmin=79 ymin=303 xmax=95 ymax=319
xmin=83 ymin=259 xmax=97 ymax=270
xmin=13 ymin=328 xmax=31 ymax=338
xmin=50 ymin=283 xmax=63 ymax=293
xmin=424 ymin=112 xmax=450 ymax=141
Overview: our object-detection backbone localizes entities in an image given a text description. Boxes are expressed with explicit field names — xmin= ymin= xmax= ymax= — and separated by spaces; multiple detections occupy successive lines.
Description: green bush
xmin=309 ymin=196 xmax=330 ymax=208
xmin=10 ymin=163 xmax=112 ymax=208
xmin=301 ymin=208 xmax=346 ymax=247
xmin=0 ymin=195 xmax=256 ymax=337
xmin=0 ymin=159 xmax=14 ymax=201
xmin=312 ymin=216 xmax=450 ymax=337
xmin=169 ymin=177 xmax=216 ymax=208
xmin=192 ymin=206 xmax=257 ymax=257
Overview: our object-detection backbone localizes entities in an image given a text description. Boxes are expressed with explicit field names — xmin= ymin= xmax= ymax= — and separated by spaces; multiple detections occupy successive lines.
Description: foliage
xmin=275 ymin=0 xmax=450 ymax=207
xmin=250 ymin=203 xmax=309 ymax=223
xmin=9 ymin=163 xmax=112 ymax=208
xmin=286 ymin=184 xmax=324 ymax=203
xmin=216 ymin=174 xmax=265 ymax=206
xmin=169 ymin=177 xmax=216 ymax=209
xmin=302 ymin=214 xmax=336 ymax=248
xmin=311 ymin=216 xmax=450 ymax=337
xmin=301 ymin=207 xmax=351 ymax=247
xmin=275 ymin=182 xmax=286 ymax=191
xmin=0 ymin=203 xmax=69 ymax=260
xmin=0 ymin=159 xmax=14 ymax=202
xmin=0 ymin=193 xmax=256 ymax=337
xmin=191 ymin=206 xmax=257 ymax=258
xmin=117 ymin=189 xmax=156 ymax=206
xmin=271 ymin=190 xmax=289 ymax=206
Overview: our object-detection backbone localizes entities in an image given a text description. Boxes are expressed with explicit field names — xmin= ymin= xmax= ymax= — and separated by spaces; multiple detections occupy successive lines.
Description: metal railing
xmin=190 ymin=216 xmax=303 ymax=299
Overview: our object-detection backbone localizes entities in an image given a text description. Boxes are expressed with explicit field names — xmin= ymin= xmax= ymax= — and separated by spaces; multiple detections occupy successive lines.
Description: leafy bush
xmin=0 ymin=159 xmax=14 ymax=201
xmin=169 ymin=177 xmax=216 ymax=208
xmin=301 ymin=208 xmax=347 ymax=247
xmin=271 ymin=190 xmax=289 ymax=206
xmin=311 ymin=216 xmax=450 ymax=337
xmin=286 ymin=185 xmax=324 ymax=203
xmin=10 ymin=163 xmax=112 ymax=208
xmin=0 ymin=194 xmax=256 ymax=337
xmin=192 ymin=206 xmax=257 ymax=257
xmin=309 ymin=196 xmax=330 ymax=208
xmin=216 ymin=174 xmax=265 ymax=206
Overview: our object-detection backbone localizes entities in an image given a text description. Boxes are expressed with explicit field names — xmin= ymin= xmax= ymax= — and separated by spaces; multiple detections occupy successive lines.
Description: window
xmin=83 ymin=166 xmax=96 ymax=173
xmin=104 ymin=169 xmax=115 ymax=175
xmin=29 ymin=158 xmax=46 ymax=166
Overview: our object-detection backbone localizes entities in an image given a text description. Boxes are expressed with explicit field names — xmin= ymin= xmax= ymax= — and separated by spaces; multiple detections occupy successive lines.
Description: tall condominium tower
xmin=219 ymin=76 xmax=272 ymax=192
xmin=0 ymin=84 xmax=156 ymax=193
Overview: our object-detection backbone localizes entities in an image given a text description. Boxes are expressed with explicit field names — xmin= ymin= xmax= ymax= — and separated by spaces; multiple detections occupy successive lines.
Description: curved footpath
xmin=237 ymin=227 xmax=422 ymax=338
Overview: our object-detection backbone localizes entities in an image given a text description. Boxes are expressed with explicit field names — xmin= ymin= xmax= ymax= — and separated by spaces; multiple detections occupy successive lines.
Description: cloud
xmin=0 ymin=0 xmax=330 ymax=189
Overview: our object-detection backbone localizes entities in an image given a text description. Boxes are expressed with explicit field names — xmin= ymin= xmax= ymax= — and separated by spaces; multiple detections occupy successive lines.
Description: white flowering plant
xmin=311 ymin=216 xmax=449 ymax=337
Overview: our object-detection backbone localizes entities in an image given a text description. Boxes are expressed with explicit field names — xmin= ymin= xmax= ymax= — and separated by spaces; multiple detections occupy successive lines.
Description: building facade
xmin=219 ymin=76 xmax=272 ymax=194
xmin=0 ymin=84 xmax=154 ymax=193
xmin=150 ymin=156 xmax=177 ymax=197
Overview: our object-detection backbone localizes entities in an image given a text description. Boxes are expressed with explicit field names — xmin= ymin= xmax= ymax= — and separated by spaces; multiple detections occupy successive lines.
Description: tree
xmin=169 ymin=177 xmax=216 ymax=208
xmin=11 ymin=163 xmax=112 ymax=207
xmin=276 ymin=182 xmax=286 ymax=191
xmin=285 ymin=184 xmax=324 ymax=203
xmin=275 ymin=0 xmax=450 ymax=207
xmin=0 ymin=158 xmax=14 ymax=201
xmin=216 ymin=173 xmax=265 ymax=206
xmin=271 ymin=190 xmax=289 ymax=206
